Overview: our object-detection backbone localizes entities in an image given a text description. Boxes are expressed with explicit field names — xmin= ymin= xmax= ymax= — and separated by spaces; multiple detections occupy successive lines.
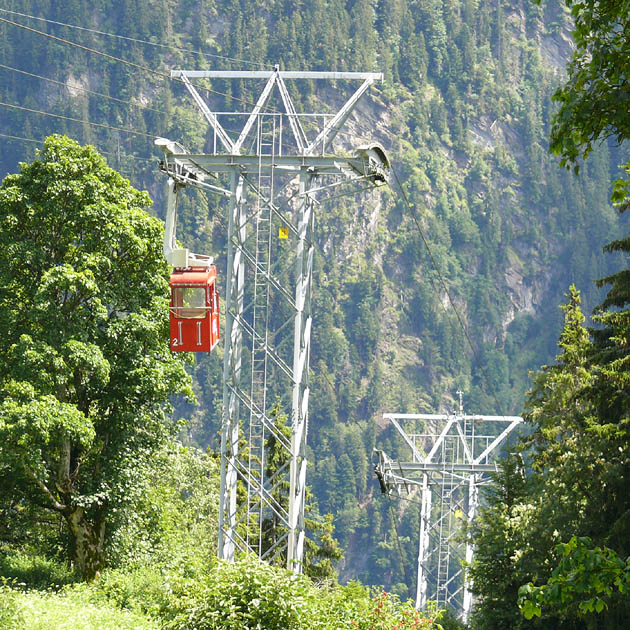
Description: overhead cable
xmin=0 ymin=16 xmax=276 ymax=111
xmin=0 ymin=64 xmax=254 ymax=137
xmin=0 ymin=16 xmax=172 ymax=80
xmin=0 ymin=63 xmax=168 ymax=115
xmin=0 ymin=7 xmax=267 ymax=69
xmin=0 ymin=132 xmax=156 ymax=163
xmin=0 ymin=101 xmax=158 ymax=139
xmin=0 ymin=132 xmax=41 ymax=145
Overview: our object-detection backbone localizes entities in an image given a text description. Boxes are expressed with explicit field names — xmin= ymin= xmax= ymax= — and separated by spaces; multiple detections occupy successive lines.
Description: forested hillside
xmin=0 ymin=0 xmax=627 ymax=601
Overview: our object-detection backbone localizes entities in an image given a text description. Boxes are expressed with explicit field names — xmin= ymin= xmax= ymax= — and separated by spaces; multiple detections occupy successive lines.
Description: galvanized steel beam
xmin=172 ymin=70 xmax=384 ymax=80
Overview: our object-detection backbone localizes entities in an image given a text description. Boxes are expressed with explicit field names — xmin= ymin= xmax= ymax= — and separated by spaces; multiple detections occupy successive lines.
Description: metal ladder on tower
xmin=436 ymin=433 xmax=455 ymax=606
xmin=246 ymin=113 xmax=276 ymax=554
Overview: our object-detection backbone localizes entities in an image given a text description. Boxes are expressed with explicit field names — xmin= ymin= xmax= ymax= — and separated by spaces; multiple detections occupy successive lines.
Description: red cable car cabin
xmin=169 ymin=266 xmax=220 ymax=352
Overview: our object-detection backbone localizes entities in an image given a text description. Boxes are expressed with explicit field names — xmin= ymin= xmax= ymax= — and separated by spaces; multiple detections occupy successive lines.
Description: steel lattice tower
xmin=157 ymin=68 xmax=388 ymax=572
xmin=374 ymin=405 xmax=522 ymax=621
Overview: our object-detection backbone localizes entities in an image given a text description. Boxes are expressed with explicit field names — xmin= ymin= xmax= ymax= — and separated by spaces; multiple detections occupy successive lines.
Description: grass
xmin=0 ymin=550 xmax=77 ymax=590
xmin=0 ymin=551 xmax=159 ymax=630
xmin=1 ymin=586 xmax=159 ymax=630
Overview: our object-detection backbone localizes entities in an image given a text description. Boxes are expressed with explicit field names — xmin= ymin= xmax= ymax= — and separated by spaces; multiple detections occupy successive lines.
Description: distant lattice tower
xmin=157 ymin=67 xmax=389 ymax=572
xmin=374 ymin=403 xmax=522 ymax=621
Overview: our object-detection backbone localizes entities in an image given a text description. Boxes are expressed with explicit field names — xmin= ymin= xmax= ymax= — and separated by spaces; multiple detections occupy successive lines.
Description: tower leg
xmin=287 ymin=168 xmax=315 ymax=572
xmin=416 ymin=473 xmax=432 ymax=609
xmin=218 ymin=170 xmax=247 ymax=561
xmin=463 ymin=473 xmax=478 ymax=622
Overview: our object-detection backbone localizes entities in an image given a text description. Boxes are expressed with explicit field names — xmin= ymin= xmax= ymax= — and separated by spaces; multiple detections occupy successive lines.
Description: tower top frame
xmin=157 ymin=65 xmax=388 ymax=572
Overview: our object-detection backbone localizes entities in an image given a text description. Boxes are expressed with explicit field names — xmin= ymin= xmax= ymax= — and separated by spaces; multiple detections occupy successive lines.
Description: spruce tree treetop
xmin=0 ymin=135 xmax=192 ymax=580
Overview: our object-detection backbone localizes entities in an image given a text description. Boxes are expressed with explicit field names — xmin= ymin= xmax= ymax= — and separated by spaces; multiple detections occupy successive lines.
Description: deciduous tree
xmin=0 ymin=135 xmax=192 ymax=579
xmin=546 ymin=0 xmax=630 ymax=166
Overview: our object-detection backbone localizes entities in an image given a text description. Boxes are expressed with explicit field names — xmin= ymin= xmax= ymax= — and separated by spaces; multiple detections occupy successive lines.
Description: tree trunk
xmin=66 ymin=507 xmax=105 ymax=581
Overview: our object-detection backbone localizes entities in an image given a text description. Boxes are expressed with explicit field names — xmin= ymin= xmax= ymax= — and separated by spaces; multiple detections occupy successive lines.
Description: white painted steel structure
xmin=157 ymin=68 xmax=387 ymax=572
xmin=374 ymin=407 xmax=522 ymax=621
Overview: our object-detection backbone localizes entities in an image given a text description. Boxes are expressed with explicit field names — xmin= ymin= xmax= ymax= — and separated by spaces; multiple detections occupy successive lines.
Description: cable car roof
xmin=170 ymin=267 xmax=216 ymax=285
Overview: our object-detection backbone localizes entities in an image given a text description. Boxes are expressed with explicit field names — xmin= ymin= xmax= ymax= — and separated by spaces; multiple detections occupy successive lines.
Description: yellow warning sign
xmin=278 ymin=227 xmax=289 ymax=239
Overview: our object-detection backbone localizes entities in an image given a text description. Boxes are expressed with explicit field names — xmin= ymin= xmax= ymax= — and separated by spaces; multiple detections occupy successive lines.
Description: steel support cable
xmin=0 ymin=16 xmax=173 ymax=81
xmin=0 ymin=16 xmax=278 ymax=112
xmin=0 ymin=132 xmax=41 ymax=145
xmin=0 ymin=65 xmax=249 ymax=140
xmin=0 ymin=101 xmax=157 ymax=139
xmin=0 ymin=132 xmax=156 ymax=163
xmin=388 ymin=167 xmax=507 ymax=417
xmin=0 ymin=7 xmax=267 ymax=69
xmin=0 ymin=62 xmax=168 ymax=115
xmin=0 ymin=8 xmax=367 ymax=78
xmin=1 ymin=17 xmax=376 ymax=167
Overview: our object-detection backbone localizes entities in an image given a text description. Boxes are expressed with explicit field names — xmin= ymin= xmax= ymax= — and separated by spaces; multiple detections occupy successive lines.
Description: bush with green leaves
xmin=94 ymin=566 xmax=174 ymax=619
xmin=164 ymin=555 xmax=442 ymax=630
xmin=165 ymin=556 xmax=320 ymax=630
xmin=107 ymin=443 xmax=219 ymax=576
xmin=518 ymin=536 xmax=630 ymax=621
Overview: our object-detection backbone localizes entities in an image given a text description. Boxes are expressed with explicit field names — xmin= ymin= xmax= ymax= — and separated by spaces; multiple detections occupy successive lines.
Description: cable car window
xmin=172 ymin=287 xmax=207 ymax=319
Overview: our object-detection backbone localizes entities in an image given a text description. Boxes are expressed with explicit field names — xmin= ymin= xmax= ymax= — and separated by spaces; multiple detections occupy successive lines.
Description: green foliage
xmin=0 ymin=135 xmax=192 ymax=579
xmin=545 ymin=0 xmax=630 ymax=166
xmin=0 ymin=581 xmax=159 ymax=629
xmin=0 ymin=552 xmax=77 ymax=590
xmin=468 ymin=286 xmax=616 ymax=628
xmin=518 ymin=537 xmax=630 ymax=620
xmin=467 ymin=0 xmax=630 ymax=622
xmin=470 ymin=275 xmax=630 ymax=627
xmin=166 ymin=556 xmax=318 ymax=630
xmin=304 ymin=513 xmax=344 ymax=581
xmin=95 ymin=566 xmax=174 ymax=619
xmin=0 ymin=579 xmax=25 ymax=630
xmin=165 ymin=555 xmax=442 ymax=630
xmin=107 ymin=444 xmax=219 ymax=575
xmin=433 ymin=606 xmax=467 ymax=630
xmin=467 ymin=454 xmax=539 ymax=630
xmin=0 ymin=556 xmax=443 ymax=630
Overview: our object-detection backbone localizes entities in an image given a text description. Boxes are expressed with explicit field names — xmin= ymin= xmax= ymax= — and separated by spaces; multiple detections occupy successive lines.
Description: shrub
xmin=166 ymin=556 xmax=319 ymax=630
xmin=164 ymin=556 xmax=443 ymax=630
xmin=95 ymin=566 xmax=173 ymax=618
